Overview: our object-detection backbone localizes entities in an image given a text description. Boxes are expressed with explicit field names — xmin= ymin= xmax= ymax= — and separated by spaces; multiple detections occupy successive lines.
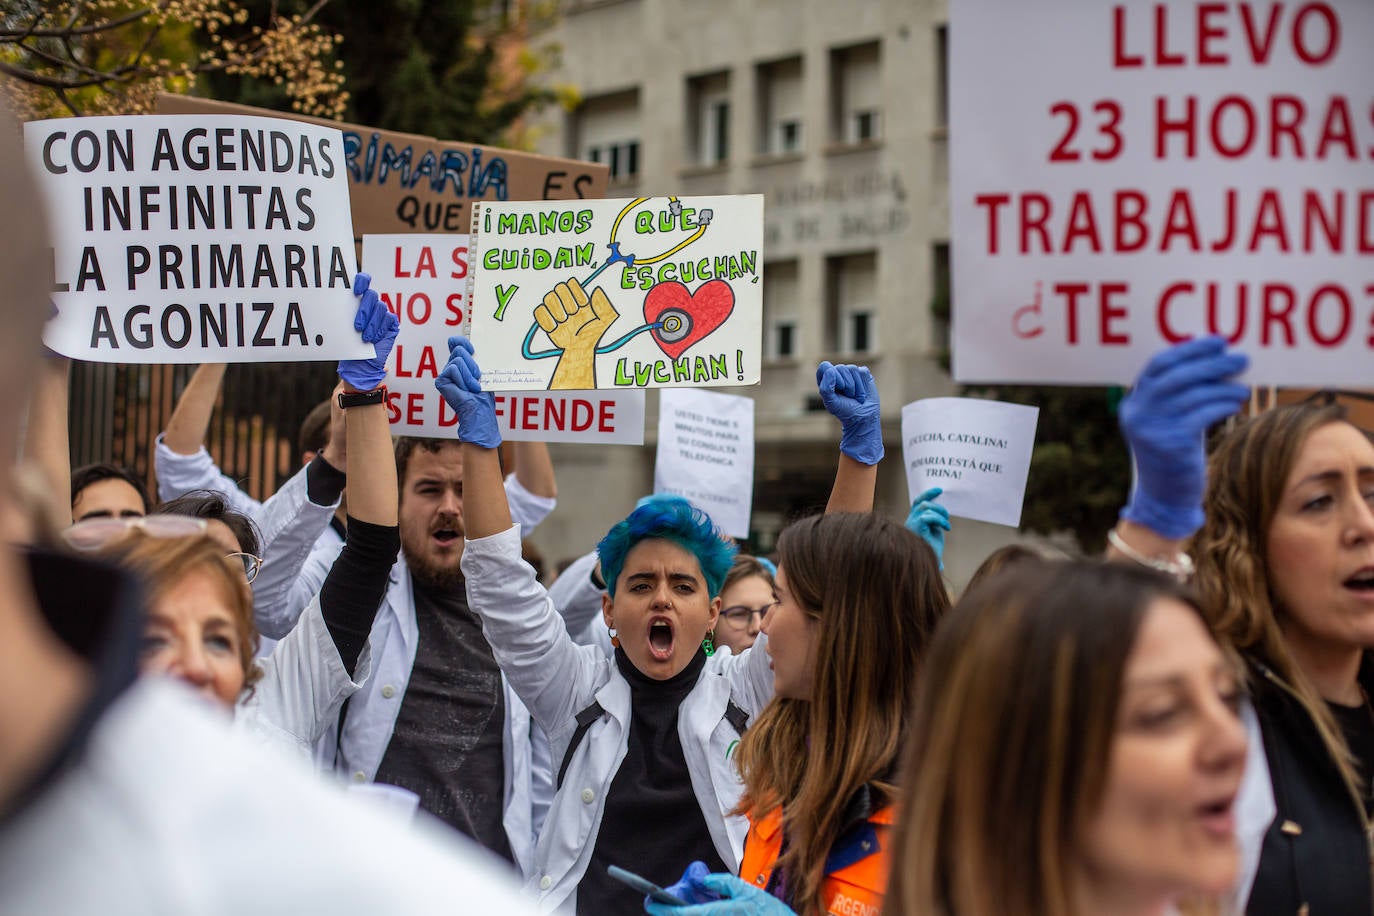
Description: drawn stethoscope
xmin=521 ymin=196 xmax=711 ymax=360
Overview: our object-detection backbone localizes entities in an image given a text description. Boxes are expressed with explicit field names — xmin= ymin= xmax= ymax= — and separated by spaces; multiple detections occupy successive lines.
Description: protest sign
xmin=949 ymin=0 xmax=1374 ymax=386
xmin=901 ymin=397 xmax=1039 ymax=528
xmin=156 ymin=94 xmax=609 ymax=240
xmin=468 ymin=195 xmax=765 ymax=391
xmin=654 ymin=389 xmax=755 ymax=539
xmin=361 ymin=233 xmax=644 ymax=442
xmin=26 ymin=115 xmax=370 ymax=364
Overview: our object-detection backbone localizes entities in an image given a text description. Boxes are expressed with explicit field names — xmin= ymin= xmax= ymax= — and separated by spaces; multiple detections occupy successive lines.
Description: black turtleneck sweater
xmin=579 ymin=648 xmax=726 ymax=915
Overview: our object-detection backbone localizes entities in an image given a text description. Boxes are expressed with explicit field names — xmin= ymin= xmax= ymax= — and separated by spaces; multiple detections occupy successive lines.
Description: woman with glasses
xmin=712 ymin=556 xmax=776 ymax=655
xmin=66 ymin=276 xmax=401 ymax=759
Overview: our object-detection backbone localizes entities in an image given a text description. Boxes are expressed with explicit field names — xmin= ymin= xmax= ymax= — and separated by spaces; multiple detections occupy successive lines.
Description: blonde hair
xmin=1192 ymin=402 xmax=1362 ymax=794
xmin=100 ymin=531 xmax=261 ymax=696
xmin=733 ymin=513 xmax=948 ymax=915
xmin=886 ymin=561 xmax=1215 ymax=916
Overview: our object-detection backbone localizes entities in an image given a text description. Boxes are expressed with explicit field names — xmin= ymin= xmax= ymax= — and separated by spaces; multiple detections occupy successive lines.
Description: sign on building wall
xmin=361 ymin=233 xmax=645 ymax=442
xmin=27 ymin=115 xmax=371 ymax=364
xmin=156 ymin=94 xmax=610 ymax=240
xmin=950 ymin=0 xmax=1374 ymax=385
xmin=468 ymin=195 xmax=765 ymax=391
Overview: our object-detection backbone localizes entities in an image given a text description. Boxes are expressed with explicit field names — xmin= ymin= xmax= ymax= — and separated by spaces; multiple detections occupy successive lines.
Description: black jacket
xmin=1247 ymin=655 xmax=1373 ymax=915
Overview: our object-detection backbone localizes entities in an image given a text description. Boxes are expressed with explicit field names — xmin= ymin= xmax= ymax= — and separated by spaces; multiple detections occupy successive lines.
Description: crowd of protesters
xmin=4 ymin=95 xmax=1372 ymax=916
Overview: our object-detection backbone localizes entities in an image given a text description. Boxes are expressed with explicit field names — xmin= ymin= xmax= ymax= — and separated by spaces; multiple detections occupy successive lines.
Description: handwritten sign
xmin=468 ymin=195 xmax=764 ymax=390
xmin=654 ymin=389 xmax=755 ymax=539
xmin=361 ymin=234 xmax=645 ymax=442
xmin=949 ymin=0 xmax=1374 ymax=385
xmin=27 ymin=115 xmax=369 ymax=364
xmin=900 ymin=397 xmax=1039 ymax=528
xmin=157 ymin=94 xmax=609 ymax=241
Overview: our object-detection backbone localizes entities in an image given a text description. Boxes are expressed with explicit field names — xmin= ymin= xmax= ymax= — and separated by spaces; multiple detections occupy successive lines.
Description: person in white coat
xmin=436 ymin=335 xmax=885 ymax=914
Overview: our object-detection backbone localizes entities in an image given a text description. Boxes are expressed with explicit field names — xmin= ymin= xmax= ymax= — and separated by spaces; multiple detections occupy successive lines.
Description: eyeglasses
xmin=719 ymin=602 xmax=777 ymax=629
xmin=62 ymin=516 xmax=262 ymax=583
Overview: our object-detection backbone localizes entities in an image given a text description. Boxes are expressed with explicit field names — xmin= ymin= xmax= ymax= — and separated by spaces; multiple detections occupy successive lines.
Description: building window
xmin=687 ymin=71 xmax=731 ymax=166
xmin=935 ymin=24 xmax=949 ymax=129
xmin=763 ymin=259 xmax=800 ymax=361
xmin=825 ymin=252 xmax=878 ymax=355
xmin=575 ymin=88 xmax=641 ymax=182
xmin=755 ymin=56 xmax=804 ymax=155
xmin=932 ymin=242 xmax=951 ymax=354
xmin=830 ymin=40 xmax=881 ymax=145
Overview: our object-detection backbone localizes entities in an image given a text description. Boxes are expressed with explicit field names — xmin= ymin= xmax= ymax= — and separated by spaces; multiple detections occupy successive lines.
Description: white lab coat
xmin=462 ymin=525 xmax=775 ymax=914
xmin=235 ymin=594 xmax=373 ymax=761
xmin=312 ymin=554 xmax=554 ymax=876
xmin=0 ymin=679 xmax=536 ymax=916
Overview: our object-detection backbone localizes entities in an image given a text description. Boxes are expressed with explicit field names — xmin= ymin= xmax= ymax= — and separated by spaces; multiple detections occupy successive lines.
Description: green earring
xmin=703 ymin=630 xmax=715 ymax=656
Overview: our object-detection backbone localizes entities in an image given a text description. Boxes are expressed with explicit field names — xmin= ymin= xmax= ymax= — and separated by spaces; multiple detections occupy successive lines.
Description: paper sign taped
xmin=361 ymin=233 xmax=644 ymax=442
xmin=469 ymin=195 xmax=764 ymax=391
xmin=949 ymin=0 xmax=1374 ymax=386
xmin=27 ymin=115 xmax=369 ymax=364
xmin=901 ymin=397 xmax=1039 ymax=528
xmin=654 ymin=388 xmax=755 ymax=539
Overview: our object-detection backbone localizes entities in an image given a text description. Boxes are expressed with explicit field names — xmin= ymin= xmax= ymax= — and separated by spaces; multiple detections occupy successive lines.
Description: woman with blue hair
xmin=438 ymin=337 xmax=882 ymax=915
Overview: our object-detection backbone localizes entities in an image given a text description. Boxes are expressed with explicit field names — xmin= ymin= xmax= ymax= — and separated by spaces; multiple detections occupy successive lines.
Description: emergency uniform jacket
xmin=462 ymin=525 xmax=775 ymax=914
xmin=739 ymin=788 xmax=891 ymax=916
xmin=1246 ymin=655 xmax=1374 ymax=915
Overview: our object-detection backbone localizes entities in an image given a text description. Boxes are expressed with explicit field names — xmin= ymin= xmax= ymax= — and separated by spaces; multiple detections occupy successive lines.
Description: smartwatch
xmin=337 ymin=386 xmax=388 ymax=409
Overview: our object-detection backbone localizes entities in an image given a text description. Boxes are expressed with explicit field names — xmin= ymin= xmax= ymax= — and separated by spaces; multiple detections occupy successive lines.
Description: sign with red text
xmin=950 ymin=0 xmax=1374 ymax=385
xmin=361 ymin=234 xmax=644 ymax=442
xmin=26 ymin=115 xmax=370 ymax=364
xmin=654 ymin=389 xmax=755 ymax=539
xmin=901 ymin=398 xmax=1039 ymax=528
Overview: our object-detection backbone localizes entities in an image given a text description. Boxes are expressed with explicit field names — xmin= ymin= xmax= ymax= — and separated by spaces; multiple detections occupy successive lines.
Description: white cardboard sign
xmin=361 ymin=234 xmax=645 ymax=442
xmin=654 ymin=389 xmax=755 ymax=539
xmin=468 ymin=195 xmax=764 ymax=391
xmin=26 ymin=115 xmax=369 ymax=363
xmin=901 ymin=397 xmax=1039 ymax=528
xmin=950 ymin=0 xmax=1374 ymax=386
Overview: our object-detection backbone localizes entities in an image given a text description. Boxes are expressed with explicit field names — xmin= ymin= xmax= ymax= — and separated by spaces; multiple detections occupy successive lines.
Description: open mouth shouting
xmin=1343 ymin=566 xmax=1374 ymax=597
xmin=647 ymin=615 xmax=676 ymax=662
xmin=431 ymin=522 xmax=462 ymax=549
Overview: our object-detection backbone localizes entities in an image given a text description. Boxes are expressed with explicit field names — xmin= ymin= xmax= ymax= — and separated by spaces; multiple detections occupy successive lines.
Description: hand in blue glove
xmin=338 ymin=272 xmax=400 ymax=391
xmin=817 ymin=361 xmax=883 ymax=465
xmin=905 ymin=486 xmax=951 ymax=570
xmin=652 ymin=861 xmax=721 ymax=908
xmin=1118 ymin=336 xmax=1249 ymax=540
xmin=644 ymin=874 xmax=796 ymax=916
xmin=435 ymin=336 xmax=502 ymax=449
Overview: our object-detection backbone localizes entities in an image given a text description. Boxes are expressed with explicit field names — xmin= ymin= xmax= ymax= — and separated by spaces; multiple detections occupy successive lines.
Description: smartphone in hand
xmin=606 ymin=865 xmax=690 ymax=906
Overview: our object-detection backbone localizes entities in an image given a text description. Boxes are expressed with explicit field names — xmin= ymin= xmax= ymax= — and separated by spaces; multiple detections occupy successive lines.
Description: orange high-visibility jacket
xmin=738 ymin=803 xmax=893 ymax=916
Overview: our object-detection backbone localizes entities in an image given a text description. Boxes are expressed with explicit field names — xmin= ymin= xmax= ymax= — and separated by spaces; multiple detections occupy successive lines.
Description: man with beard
xmin=321 ymin=437 xmax=556 ymax=873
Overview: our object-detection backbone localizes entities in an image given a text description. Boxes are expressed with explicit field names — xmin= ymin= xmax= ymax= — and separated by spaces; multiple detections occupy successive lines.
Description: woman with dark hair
xmin=155 ymin=490 xmax=263 ymax=580
xmin=439 ymin=337 xmax=885 ymax=914
xmin=886 ymin=561 xmax=1248 ymax=916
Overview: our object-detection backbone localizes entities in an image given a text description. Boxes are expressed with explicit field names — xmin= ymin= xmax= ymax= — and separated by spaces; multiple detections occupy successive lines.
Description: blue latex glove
xmin=654 ymin=861 xmax=720 ymax=908
xmin=817 ymin=361 xmax=883 ymax=465
xmin=435 ymin=336 xmax=502 ymax=449
xmin=905 ymin=486 xmax=951 ymax=570
xmin=1118 ymin=336 xmax=1249 ymax=539
xmin=644 ymin=874 xmax=796 ymax=916
xmin=338 ymin=272 xmax=400 ymax=391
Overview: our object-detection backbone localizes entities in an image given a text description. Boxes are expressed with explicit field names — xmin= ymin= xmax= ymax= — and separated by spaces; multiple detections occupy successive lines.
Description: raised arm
xmin=162 ymin=362 xmax=227 ymax=456
xmin=1108 ymin=336 xmax=1248 ymax=575
xmin=23 ymin=357 xmax=71 ymax=528
xmin=816 ymin=361 xmax=882 ymax=514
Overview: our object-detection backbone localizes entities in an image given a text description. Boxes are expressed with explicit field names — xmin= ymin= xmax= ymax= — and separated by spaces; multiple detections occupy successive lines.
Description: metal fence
xmin=69 ymin=361 xmax=338 ymax=503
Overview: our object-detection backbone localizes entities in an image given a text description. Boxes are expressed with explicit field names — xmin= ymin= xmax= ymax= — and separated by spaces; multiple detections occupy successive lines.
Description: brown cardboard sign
xmin=156 ymin=94 xmax=607 ymax=241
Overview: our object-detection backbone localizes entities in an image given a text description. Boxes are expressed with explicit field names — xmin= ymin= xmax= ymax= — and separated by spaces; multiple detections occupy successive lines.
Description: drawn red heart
xmin=643 ymin=279 xmax=736 ymax=361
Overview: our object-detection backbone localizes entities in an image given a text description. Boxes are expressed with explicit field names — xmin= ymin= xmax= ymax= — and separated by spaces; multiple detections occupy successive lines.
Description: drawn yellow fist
xmin=534 ymin=277 xmax=620 ymax=389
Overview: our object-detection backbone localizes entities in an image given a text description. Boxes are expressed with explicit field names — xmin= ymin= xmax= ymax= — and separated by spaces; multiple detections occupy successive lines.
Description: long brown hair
xmin=733 ymin=512 xmax=948 ymax=915
xmin=1192 ymin=402 xmax=1361 ymax=792
xmin=886 ymin=561 xmax=1208 ymax=916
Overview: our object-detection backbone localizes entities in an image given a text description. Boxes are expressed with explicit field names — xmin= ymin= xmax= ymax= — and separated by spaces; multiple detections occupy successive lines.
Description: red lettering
xmin=449 ymin=245 xmax=469 ymax=279
xmin=1157 ymin=282 xmax=1193 ymax=343
xmin=1247 ymin=191 xmax=1291 ymax=253
xmin=598 ymin=400 xmax=616 ymax=432
xmin=1196 ymin=3 xmax=1228 ymax=64
xmin=1102 ymin=282 xmax=1131 ymax=345
xmin=405 ymin=392 xmax=423 ymax=425
xmin=439 ymin=397 xmax=459 ymax=427
xmin=1160 ymin=190 xmax=1202 ymax=251
xmin=393 ymin=344 xmax=413 ymax=378
xmin=1154 ymin=4 xmax=1186 ymax=66
xmin=1210 ymin=95 xmax=1257 ymax=158
xmin=415 ymin=245 xmax=436 ymax=278
xmin=1055 ymin=282 xmax=1089 ymax=345
xmin=975 ymin=193 xmax=1010 ymax=254
xmin=416 ymin=345 xmax=439 ymax=377
xmin=1019 ymin=193 xmax=1052 ymax=253
xmin=405 ymin=292 xmax=432 ymax=325
xmin=1360 ymin=191 xmax=1374 ymax=254
xmin=1270 ymin=95 xmax=1306 ymax=158
xmin=1303 ymin=189 xmax=1343 ymax=252
xmin=1240 ymin=3 xmax=1282 ymax=64
xmin=1261 ymin=284 xmax=1298 ymax=346
xmin=521 ymin=396 xmax=538 ymax=429
xmin=1063 ymin=192 xmax=1102 ymax=253
xmin=1293 ymin=2 xmax=1340 ymax=65
xmin=1115 ymin=190 xmax=1149 ymax=252
xmin=571 ymin=399 xmax=593 ymax=431
xmin=1207 ymin=282 xmax=1249 ymax=343
xmin=545 ymin=397 xmax=566 ymax=430
xmin=1155 ymin=96 xmax=1198 ymax=158
xmin=1308 ymin=284 xmax=1352 ymax=347
xmin=445 ymin=293 xmax=465 ymax=326
xmin=1316 ymin=97 xmax=1357 ymax=159
xmin=392 ymin=246 xmax=410 ymax=278
xmin=385 ymin=391 xmax=402 ymax=424
xmin=1112 ymin=6 xmax=1144 ymax=67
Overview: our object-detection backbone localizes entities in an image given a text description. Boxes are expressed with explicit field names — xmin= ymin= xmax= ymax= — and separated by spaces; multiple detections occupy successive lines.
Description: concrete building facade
xmin=524 ymin=0 xmax=1026 ymax=585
